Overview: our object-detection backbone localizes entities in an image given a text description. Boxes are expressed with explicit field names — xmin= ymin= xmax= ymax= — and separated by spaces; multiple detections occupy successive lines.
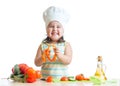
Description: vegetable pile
xmin=10 ymin=63 xmax=41 ymax=83
xmin=46 ymin=74 xmax=90 ymax=83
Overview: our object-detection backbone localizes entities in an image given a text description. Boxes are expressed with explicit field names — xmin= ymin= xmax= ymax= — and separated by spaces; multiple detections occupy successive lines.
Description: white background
xmin=0 ymin=0 xmax=120 ymax=79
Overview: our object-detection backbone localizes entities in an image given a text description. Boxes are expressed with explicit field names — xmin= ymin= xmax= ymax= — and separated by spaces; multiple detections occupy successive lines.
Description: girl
xmin=34 ymin=6 xmax=72 ymax=80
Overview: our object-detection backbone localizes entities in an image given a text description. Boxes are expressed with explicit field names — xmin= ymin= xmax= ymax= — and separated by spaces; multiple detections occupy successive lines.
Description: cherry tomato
xmin=75 ymin=74 xmax=84 ymax=80
xmin=60 ymin=76 xmax=69 ymax=81
xmin=46 ymin=76 xmax=53 ymax=82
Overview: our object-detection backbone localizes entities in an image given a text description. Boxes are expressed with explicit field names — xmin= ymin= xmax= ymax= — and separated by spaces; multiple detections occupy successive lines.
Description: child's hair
xmin=42 ymin=36 xmax=65 ymax=43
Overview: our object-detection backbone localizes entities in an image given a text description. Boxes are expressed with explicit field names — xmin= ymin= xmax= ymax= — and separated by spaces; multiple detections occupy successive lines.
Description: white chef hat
xmin=43 ymin=6 xmax=70 ymax=28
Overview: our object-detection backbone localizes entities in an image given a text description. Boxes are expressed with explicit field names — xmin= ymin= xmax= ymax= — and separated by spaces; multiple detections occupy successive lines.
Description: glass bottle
xmin=94 ymin=56 xmax=107 ymax=80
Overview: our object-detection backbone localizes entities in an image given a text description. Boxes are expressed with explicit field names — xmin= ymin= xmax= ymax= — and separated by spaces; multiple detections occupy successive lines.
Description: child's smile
xmin=52 ymin=31 xmax=59 ymax=36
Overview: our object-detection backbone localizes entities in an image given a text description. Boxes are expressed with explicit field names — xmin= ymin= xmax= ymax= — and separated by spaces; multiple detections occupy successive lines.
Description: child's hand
xmin=53 ymin=47 xmax=60 ymax=54
xmin=52 ymin=44 xmax=62 ymax=59
xmin=53 ymin=46 xmax=63 ymax=59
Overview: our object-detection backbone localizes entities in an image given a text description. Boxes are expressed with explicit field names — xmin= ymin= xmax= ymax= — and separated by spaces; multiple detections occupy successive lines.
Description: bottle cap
xmin=97 ymin=56 xmax=103 ymax=62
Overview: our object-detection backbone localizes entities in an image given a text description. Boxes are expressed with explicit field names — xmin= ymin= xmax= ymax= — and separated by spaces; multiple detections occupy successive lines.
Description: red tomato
xmin=25 ymin=68 xmax=36 ymax=83
xmin=35 ymin=70 xmax=42 ymax=79
xmin=19 ymin=63 xmax=29 ymax=74
xmin=12 ymin=68 xmax=14 ymax=73
xmin=46 ymin=76 xmax=53 ymax=82
xmin=75 ymin=74 xmax=84 ymax=80
xmin=60 ymin=76 xmax=69 ymax=81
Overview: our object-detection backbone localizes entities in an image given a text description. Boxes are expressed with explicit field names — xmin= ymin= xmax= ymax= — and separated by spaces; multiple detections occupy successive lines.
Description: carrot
xmin=42 ymin=52 xmax=46 ymax=63
xmin=42 ymin=44 xmax=57 ymax=62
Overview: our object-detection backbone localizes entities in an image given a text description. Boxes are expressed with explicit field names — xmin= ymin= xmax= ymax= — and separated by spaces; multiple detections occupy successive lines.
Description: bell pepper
xmin=25 ymin=67 xmax=36 ymax=83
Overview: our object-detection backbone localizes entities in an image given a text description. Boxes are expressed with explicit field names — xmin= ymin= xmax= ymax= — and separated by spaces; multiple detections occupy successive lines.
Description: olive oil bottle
xmin=94 ymin=56 xmax=107 ymax=80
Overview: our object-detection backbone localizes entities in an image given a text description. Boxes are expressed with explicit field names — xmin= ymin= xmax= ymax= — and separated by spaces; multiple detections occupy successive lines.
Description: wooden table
xmin=0 ymin=79 xmax=119 ymax=86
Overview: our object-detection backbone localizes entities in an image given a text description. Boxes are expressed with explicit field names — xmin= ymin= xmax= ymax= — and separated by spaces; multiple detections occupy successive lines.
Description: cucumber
xmin=68 ymin=76 xmax=76 ymax=81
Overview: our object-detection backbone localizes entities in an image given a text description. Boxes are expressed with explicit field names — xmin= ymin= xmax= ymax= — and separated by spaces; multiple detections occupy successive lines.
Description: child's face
xmin=46 ymin=21 xmax=64 ymax=42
